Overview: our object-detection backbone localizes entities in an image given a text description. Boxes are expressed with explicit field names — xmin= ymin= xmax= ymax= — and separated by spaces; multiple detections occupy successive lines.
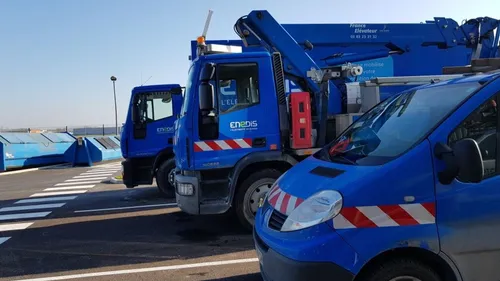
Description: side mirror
xmin=435 ymin=138 xmax=484 ymax=185
xmin=162 ymin=93 xmax=173 ymax=103
xmin=199 ymin=81 xmax=214 ymax=114
xmin=132 ymin=106 xmax=140 ymax=123
xmin=454 ymin=138 xmax=484 ymax=183
xmin=200 ymin=63 xmax=215 ymax=81
xmin=171 ymin=87 xmax=183 ymax=95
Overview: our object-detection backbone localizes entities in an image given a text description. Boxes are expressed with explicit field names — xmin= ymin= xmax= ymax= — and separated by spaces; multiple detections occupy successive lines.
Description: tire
xmin=156 ymin=158 xmax=176 ymax=199
xmin=361 ymin=259 xmax=441 ymax=281
xmin=234 ymin=169 xmax=282 ymax=231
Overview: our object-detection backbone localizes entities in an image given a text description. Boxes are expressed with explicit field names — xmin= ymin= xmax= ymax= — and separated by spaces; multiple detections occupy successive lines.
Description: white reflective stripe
xmin=357 ymin=206 xmax=399 ymax=227
xmin=234 ymin=139 xmax=251 ymax=148
xmin=333 ymin=214 xmax=356 ymax=229
xmin=273 ymin=192 xmax=287 ymax=211
xmin=214 ymin=140 xmax=231 ymax=150
xmin=268 ymin=187 xmax=281 ymax=199
xmin=195 ymin=142 xmax=213 ymax=151
xmin=400 ymin=204 xmax=435 ymax=224
xmin=268 ymin=189 xmax=281 ymax=203
xmin=285 ymin=196 xmax=297 ymax=216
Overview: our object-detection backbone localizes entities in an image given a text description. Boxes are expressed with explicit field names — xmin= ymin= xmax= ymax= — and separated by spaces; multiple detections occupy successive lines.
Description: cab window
xmin=448 ymin=94 xmax=498 ymax=178
xmin=137 ymin=92 xmax=173 ymax=123
xmin=216 ymin=63 xmax=259 ymax=114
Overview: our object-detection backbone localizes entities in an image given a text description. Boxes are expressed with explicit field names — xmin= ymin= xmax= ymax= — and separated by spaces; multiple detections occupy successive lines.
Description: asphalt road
xmin=0 ymin=161 xmax=261 ymax=281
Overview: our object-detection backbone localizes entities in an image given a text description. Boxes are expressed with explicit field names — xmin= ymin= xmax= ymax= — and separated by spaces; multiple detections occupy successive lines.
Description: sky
xmin=0 ymin=0 xmax=496 ymax=128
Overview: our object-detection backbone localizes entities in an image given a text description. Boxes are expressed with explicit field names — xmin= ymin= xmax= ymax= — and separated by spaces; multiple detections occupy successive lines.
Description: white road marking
xmin=74 ymin=203 xmax=178 ymax=213
xmin=0 ymin=222 xmax=34 ymax=232
xmin=64 ymin=177 xmax=107 ymax=182
xmin=0 ymin=163 xmax=69 ymax=176
xmin=73 ymin=174 xmax=112 ymax=178
xmin=12 ymin=258 xmax=259 ymax=281
xmin=0 ymin=211 xmax=51 ymax=221
xmin=0 ymin=237 xmax=10 ymax=245
xmin=44 ymin=185 xmax=94 ymax=191
xmin=15 ymin=196 xmax=78 ymax=204
xmin=30 ymin=190 xmax=87 ymax=197
xmin=0 ymin=203 xmax=65 ymax=212
xmin=54 ymin=181 xmax=101 ymax=186
xmin=79 ymin=171 xmax=116 ymax=176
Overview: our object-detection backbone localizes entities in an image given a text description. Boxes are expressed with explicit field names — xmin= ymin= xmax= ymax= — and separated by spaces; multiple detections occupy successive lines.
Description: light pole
xmin=110 ymin=76 xmax=118 ymax=135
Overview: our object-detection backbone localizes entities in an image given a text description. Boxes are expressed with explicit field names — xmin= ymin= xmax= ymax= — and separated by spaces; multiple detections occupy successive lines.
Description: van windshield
xmin=315 ymin=81 xmax=482 ymax=166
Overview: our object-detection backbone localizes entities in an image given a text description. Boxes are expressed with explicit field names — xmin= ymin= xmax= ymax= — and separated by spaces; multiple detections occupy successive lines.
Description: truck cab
xmin=121 ymin=84 xmax=183 ymax=197
xmin=254 ymin=66 xmax=500 ymax=281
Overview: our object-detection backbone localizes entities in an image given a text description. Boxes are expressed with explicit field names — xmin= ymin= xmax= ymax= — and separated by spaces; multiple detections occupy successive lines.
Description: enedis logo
xmin=230 ymin=120 xmax=258 ymax=131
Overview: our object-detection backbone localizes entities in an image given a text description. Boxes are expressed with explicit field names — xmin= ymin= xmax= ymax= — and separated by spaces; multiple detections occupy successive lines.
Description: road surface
xmin=0 ymin=161 xmax=261 ymax=281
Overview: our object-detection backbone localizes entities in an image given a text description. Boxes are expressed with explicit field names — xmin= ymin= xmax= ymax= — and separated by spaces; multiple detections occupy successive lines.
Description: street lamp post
xmin=110 ymin=76 xmax=118 ymax=135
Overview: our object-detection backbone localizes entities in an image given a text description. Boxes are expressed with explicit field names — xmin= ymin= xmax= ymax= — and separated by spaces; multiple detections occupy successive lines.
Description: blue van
xmin=254 ymin=70 xmax=500 ymax=281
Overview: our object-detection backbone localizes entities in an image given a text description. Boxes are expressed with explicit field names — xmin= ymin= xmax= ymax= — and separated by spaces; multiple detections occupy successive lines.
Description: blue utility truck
xmin=173 ymin=11 xmax=499 ymax=230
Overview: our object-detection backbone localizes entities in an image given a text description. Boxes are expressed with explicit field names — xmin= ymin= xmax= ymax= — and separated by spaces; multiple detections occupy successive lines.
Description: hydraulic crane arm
xmin=233 ymin=10 xmax=499 ymax=147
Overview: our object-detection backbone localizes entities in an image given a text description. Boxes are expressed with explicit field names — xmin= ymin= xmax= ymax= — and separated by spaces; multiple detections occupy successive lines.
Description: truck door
xmin=193 ymin=57 xmax=279 ymax=170
xmin=131 ymin=91 xmax=177 ymax=157
xmin=429 ymin=79 xmax=500 ymax=281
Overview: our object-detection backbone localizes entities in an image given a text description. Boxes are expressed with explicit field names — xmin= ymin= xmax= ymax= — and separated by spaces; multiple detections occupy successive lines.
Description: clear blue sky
xmin=0 ymin=0 xmax=495 ymax=128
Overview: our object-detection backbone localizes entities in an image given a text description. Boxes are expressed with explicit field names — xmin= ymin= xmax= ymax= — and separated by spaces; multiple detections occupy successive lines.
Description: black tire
xmin=234 ymin=169 xmax=282 ymax=231
xmin=156 ymin=158 xmax=176 ymax=199
xmin=361 ymin=259 xmax=441 ymax=281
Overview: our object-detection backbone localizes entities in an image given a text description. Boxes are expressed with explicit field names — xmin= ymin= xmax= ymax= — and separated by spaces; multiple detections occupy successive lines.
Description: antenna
xmin=196 ymin=10 xmax=214 ymax=57
xmin=141 ymin=76 xmax=152 ymax=86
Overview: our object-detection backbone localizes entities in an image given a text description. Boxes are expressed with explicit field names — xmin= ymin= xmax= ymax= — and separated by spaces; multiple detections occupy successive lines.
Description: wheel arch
xmin=228 ymin=151 xmax=298 ymax=204
xmin=152 ymin=147 xmax=175 ymax=178
xmin=354 ymin=247 xmax=462 ymax=281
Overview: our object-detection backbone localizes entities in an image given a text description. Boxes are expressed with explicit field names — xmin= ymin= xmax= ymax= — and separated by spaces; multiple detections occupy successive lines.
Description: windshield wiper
xmin=329 ymin=152 xmax=358 ymax=165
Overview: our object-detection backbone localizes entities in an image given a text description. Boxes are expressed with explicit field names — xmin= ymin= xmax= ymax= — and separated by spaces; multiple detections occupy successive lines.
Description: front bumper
xmin=254 ymin=228 xmax=354 ymax=281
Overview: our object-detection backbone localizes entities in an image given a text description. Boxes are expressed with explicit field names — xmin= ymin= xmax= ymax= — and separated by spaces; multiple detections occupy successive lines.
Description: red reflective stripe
xmin=295 ymin=197 xmax=304 ymax=208
xmin=268 ymin=190 xmax=281 ymax=206
xmin=421 ymin=202 xmax=436 ymax=216
xmin=280 ymin=194 xmax=291 ymax=214
xmin=205 ymin=141 xmax=221 ymax=151
xmin=193 ymin=143 xmax=203 ymax=152
xmin=341 ymin=207 xmax=377 ymax=228
xmin=225 ymin=139 xmax=240 ymax=149
xmin=379 ymin=205 xmax=418 ymax=226
xmin=242 ymin=138 xmax=253 ymax=146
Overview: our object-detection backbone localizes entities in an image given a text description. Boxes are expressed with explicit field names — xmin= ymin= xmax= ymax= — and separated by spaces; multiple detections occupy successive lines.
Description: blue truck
xmin=119 ymin=40 xmax=264 ymax=197
xmin=173 ymin=11 xmax=499 ymax=231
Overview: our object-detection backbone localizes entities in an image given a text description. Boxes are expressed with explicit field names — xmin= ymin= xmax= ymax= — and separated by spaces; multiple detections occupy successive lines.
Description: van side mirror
xmin=435 ymin=139 xmax=484 ymax=185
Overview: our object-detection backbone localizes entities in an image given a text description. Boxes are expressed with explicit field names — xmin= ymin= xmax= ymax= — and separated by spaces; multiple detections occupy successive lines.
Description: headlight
xmin=281 ymin=190 xmax=342 ymax=232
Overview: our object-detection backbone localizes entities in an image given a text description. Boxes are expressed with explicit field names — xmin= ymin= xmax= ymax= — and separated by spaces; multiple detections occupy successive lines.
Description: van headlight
xmin=281 ymin=190 xmax=342 ymax=232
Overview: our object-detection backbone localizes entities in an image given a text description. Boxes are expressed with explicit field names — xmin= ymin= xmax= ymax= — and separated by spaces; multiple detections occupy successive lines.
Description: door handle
xmin=252 ymin=137 xmax=266 ymax=148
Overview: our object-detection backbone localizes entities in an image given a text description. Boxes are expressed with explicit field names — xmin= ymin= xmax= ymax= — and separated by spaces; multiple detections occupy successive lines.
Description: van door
xmin=428 ymin=78 xmax=500 ymax=281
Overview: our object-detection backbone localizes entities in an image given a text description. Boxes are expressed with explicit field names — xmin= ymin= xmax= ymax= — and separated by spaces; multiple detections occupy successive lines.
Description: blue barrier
xmin=70 ymin=135 xmax=122 ymax=167
xmin=0 ymin=132 xmax=75 ymax=171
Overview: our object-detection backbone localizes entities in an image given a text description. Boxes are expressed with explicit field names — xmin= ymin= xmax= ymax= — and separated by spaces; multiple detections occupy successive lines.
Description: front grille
xmin=268 ymin=209 xmax=288 ymax=231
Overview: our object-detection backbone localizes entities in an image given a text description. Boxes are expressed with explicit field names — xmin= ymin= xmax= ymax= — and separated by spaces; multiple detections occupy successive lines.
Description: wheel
xmin=156 ymin=158 xmax=176 ymax=199
xmin=361 ymin=259 xmax=441 ymax=281
xmin=234 ymin=169 xmax=282 ymax=231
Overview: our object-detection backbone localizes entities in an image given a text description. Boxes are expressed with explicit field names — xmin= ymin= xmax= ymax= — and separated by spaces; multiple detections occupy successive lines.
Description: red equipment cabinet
xmin=289 ymin=92 xmax=313 ymax=149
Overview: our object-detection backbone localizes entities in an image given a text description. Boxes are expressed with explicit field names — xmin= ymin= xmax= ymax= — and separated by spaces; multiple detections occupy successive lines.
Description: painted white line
xmin=84 ymin=169 xmax=120 ymax=173
xmin=0 ymin=164 xmax=69 ymax=176
xmin=44 ymin=185 xmax=94 ymax=191
xmin=15 ymin=196 xmax=78 ymax=204
xmin=0 ymin=203 xmax=65 ymax=212
xmin=0 ymin=237 xmax=10 ymax=245
xmin=73 ymin=174 xmax=112 ymax=178
xmin=0 ymin=222 xmax=34 ymax=232
xmin=30 ymin=190 xmax=87 ymax=197
xmin=74 ymin=203 xmax=178 ymax=213
xmin=11 ymin=258 xmax=259 ymax=281
xmin=54 ymin=181 xmax=101 ymax=186
xmin=0 ymin=211 xmax=51 ymax=221
xmin=64 ymin=177 xmax=107 ymax=182
xmin=79 ymin=171 xmax=117 ymax=176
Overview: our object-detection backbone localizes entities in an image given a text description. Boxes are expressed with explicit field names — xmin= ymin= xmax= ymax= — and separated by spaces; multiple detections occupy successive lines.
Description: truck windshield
xmin=315 ymin=81 xmax=482 ymax=166
xmin=180 ymin=64 xmax=195 ymax=117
